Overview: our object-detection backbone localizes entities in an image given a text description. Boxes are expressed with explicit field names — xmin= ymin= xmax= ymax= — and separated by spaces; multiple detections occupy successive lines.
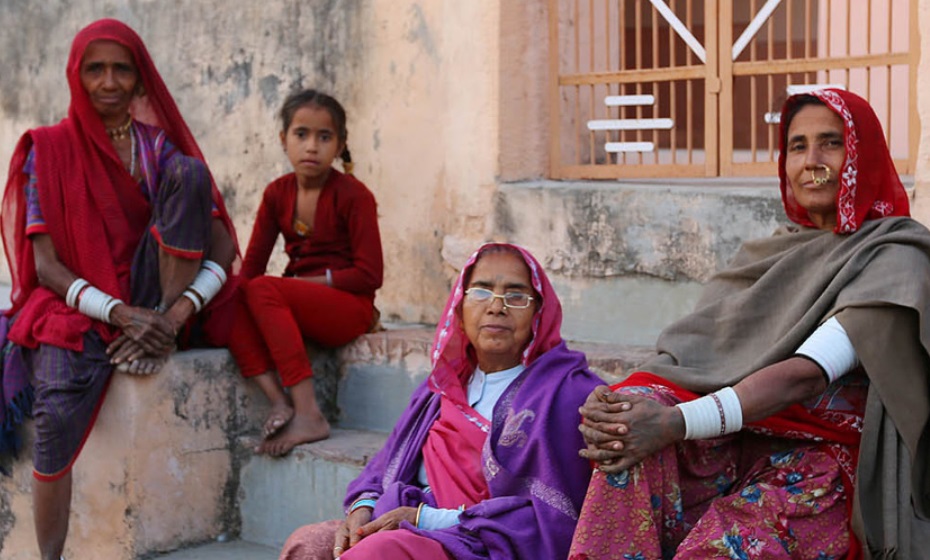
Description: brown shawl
xmin=641 ymin=217 xmax=930 ymax=558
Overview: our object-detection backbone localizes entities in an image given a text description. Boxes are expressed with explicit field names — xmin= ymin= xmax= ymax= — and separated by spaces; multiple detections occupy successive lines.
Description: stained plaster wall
xmin=0 ymin=0 xmax=503 ymax=326
xmin=2 ymin=0 xmax=930 ymax=335
xmin=913 ymin=0 xmax=930 ymax=223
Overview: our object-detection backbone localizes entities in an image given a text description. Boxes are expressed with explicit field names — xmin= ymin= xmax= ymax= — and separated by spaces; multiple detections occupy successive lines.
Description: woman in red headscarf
xmin=1 ymin=19 xmax=238 ymax=559
xmin=569 ymin=89 xmax=930 ymax=559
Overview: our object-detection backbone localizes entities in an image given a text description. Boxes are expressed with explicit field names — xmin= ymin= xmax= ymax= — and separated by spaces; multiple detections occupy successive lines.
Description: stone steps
xmin=0 ymin=325 xmax=654 ymax=558
xmin=236 ymin=328 xmax=654 ymax=550
xmin=238 ymin=429 xmax=388 ymax=549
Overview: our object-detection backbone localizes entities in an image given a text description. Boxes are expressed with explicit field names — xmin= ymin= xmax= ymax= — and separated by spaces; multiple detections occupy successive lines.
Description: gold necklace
xmin=106 ymin=116 xmax=133 ymax=140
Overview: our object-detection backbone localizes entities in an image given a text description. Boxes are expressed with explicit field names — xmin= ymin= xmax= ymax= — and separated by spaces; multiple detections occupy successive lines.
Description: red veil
xmin=1 ymin=19 xmax=238 ymax=350
xmin=778 ymin=88 xmax=910 ymax=234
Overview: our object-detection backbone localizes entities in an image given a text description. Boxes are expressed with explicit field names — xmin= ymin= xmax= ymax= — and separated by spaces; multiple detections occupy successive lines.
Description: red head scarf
xmin=778 ymin=88 xmax=909 ymax=234
xmin=1 ymin=19 xmax=237 ymax=349
xmin=427 ymin=243 xmax=563 ymax=408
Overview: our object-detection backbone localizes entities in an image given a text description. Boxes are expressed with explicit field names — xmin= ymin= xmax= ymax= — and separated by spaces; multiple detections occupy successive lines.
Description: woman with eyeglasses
xmin=280 ymin=243 xmax=603 ymax=559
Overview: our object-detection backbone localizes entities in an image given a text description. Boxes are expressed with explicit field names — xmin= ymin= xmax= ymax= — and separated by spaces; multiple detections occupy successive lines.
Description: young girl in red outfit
xmin=229 ymin=90 xmax=383 ymax=456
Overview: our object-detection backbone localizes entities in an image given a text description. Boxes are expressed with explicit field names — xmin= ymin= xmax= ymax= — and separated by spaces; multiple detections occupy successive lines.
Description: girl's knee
xmin=244 ymin=276 xmax=282 ymax=306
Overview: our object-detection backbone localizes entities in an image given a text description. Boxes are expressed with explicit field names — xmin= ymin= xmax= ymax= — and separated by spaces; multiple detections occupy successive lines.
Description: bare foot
xmin=116 ymin=353 xmax=169 ymax=375
xmin=263 ymin=403 xmax=295 ymax=439
xmin=255 ymin=413 xmax=330 ymax=457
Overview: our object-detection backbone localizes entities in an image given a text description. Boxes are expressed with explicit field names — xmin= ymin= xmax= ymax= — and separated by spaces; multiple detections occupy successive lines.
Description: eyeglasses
xmin=464 ymin=287 xmax=535 ymax=309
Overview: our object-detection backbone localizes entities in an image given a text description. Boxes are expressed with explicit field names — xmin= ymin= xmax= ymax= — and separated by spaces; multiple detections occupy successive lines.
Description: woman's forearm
xmin=733 ymin=356 xmax=827 ymax=423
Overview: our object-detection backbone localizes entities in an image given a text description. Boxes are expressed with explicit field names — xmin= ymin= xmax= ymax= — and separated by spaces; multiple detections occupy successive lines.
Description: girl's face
xmin=280 ymin=105 xmax=344 ymax=187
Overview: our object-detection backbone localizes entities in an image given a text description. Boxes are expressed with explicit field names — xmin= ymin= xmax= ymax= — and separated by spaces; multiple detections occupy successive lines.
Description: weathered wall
xmin=491 ymin=179 xmax=787 ymax=344
xmin=0 ymin=0 xmax=505 ymax=324
xmin=2 ymin=0 xmax=930 ymax=331
xmin=912 ymin=0 xmax=930 ymax=224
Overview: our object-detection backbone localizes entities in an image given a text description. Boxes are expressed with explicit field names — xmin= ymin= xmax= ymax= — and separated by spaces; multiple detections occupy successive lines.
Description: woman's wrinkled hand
xmin=108 ymin=304 xmax=175 ymax=357
xmin=579 ymin=390 xmax=685 ymax=474
xmin=355 ymin=506 xmax=417 ymax=538
xmin=333 ymin=507 xmax=373 ymax=556
xmin=576 ymin=386 xmax=632 ymax=460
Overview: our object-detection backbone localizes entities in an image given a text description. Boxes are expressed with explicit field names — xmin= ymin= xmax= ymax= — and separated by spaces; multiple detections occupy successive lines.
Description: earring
xmin=810 ymin=164 xmax=832 ymax=186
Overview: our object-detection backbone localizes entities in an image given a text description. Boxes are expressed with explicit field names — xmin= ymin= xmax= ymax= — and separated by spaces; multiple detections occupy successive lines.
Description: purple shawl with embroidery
xmin=344 ymin=243 xmax=603 ymax=559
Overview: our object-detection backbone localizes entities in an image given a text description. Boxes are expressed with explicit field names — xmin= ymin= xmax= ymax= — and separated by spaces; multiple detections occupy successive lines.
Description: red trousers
xmin=228 ymin=276 xmax=373 ymax=386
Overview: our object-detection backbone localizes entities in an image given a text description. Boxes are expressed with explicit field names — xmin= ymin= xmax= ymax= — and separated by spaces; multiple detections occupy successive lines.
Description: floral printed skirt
xmin=569 ymin=386 xmax=852 ymax=560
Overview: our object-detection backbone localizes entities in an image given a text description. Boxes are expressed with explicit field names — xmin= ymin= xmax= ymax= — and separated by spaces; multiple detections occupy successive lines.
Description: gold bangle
xmin=414 ymin=503 xmax=425 ymax=528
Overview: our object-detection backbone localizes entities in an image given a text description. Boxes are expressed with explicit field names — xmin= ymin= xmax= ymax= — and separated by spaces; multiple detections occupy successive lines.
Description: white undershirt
xmin=415 ymin=364 xmax=525 ymax=530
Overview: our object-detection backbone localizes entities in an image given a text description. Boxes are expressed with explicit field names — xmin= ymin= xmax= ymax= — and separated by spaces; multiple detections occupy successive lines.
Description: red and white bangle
xmin=65 ymin=278 xmax=91 ymax=308
xmin=181 ymin=260 xmax=227 ymax=313
xmin=676 ymin=387 xmax=743 ymax=440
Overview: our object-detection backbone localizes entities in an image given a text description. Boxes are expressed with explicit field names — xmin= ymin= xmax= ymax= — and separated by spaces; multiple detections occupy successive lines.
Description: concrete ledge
xmin=238 ymin=429 xmax=388 ymax=549
xmin=0 ymin=327 xmax=656 ymax=558
xmin=0 ymin=349 xmax=266 ymax=560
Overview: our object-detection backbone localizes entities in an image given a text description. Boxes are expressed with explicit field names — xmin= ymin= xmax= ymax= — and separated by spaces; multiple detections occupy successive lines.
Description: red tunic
xmin=241 ymin=170 xmax=382 ymax=298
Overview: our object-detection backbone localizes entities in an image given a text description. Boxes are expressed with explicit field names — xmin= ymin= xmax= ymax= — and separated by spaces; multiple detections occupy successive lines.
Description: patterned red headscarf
xmin=1 ymin=19 xmax=238 ymax=350
xmin=778 ymin=88 xmax=910 ymax=234
xmin=427 ymin=243 xmax=563 ymax=408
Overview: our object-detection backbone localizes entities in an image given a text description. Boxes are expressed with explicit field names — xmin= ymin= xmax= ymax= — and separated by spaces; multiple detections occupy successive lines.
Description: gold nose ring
xmin=810 ymin=164 xmax=832 ymax=186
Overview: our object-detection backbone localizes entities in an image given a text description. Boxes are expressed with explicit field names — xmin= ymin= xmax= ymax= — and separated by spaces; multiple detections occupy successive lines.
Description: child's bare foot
xmin=255 ymin=413 xmax=330 ymax=457
xmin=263 ymin=403 xmax=295 ymax=438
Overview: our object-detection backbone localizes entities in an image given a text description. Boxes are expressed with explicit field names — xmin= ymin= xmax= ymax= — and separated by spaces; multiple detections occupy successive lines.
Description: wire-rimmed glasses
xmin=464 ymin=287 xmax=535 ymax=309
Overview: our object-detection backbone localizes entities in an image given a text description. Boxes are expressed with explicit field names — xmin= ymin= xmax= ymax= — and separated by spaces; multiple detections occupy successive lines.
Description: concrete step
xmin=0 ymin=325 xmax=655 ymax=558
xmin=238 ymin=428 xmax=388 ymax=550
xmin=0 ymin=348 xmax=268 ymax=560
xmin=149 ymin=539 xmax=278 ymax=559
xmin=238 ymin=328 xmax=655 ymax=550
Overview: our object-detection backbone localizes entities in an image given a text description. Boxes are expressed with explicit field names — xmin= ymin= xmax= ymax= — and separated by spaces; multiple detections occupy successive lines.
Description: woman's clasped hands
xmin=578 ymin=385 xmax=686 ymax=474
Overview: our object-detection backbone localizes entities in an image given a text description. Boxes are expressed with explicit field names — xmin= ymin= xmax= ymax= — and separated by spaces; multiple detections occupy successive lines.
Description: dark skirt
xmin=1 ymin=154 xmax=220 ymax=480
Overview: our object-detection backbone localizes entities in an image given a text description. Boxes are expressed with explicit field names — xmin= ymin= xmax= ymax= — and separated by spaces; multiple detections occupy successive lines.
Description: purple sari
xmin=343 ymin=243 xmax=604 ymax=559
xmin=346 ymin=341 xmax=601 ymax=559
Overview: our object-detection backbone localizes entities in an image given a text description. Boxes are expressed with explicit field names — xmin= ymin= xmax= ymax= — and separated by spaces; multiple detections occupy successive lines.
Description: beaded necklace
xmin=106 ymin=116 xmax=133 ymax=140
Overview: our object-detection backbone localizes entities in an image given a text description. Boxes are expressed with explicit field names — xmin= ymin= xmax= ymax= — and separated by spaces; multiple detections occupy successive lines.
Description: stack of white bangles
xmin=676 ymin=387 xmax=743 ymax=440
xmin=66 ymin=278 xmax=123 ymax=324
xmin=181 ymin=260 xmax=227 ymax=312
xmin=65 ymin=260 xmax=228 ymax=323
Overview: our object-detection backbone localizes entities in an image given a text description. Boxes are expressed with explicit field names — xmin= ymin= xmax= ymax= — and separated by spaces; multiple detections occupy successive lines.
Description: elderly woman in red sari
xmin=0 ymin=19 xmax=237 ymax=560
xmin=279 ymin=243 xmax=603 ymax=559
xmin=570 ymin=89 xmax=930 ymax=559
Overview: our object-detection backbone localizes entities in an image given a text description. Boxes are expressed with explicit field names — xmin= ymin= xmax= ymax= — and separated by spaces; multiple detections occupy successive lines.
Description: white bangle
xmin=676 ymin=387 xmax=743 ymax=440
xmin=183 ymin=260 xmax=227 ymax=312
xmin=65 ymin=278 xmax=90 ymax=308
xmin=795 ymin=316 xmax=859 ymax=383
xmin=182 ymin=289 xmax=203 ymax=313
xmin=76 ymin=285 xmax=123 ymax=324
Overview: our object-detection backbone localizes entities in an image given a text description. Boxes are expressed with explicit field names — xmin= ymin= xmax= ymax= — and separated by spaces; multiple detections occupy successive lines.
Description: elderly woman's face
xmin=784 ymin=103 xmax=846 ymax=230
xmin=461 ymin=251 xmax=537 ymax=374
xmin=80 ymin=40 xmax=139 ymax=124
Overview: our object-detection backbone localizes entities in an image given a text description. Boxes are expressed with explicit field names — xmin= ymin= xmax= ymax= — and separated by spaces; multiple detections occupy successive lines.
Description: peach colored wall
xmin=0 ymin=0 xmax=511 ymax=325
xmin=2 ymin=0 xmax=930 ymax=323
xmin=913 ymin=0 xmax=930 ymax=225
